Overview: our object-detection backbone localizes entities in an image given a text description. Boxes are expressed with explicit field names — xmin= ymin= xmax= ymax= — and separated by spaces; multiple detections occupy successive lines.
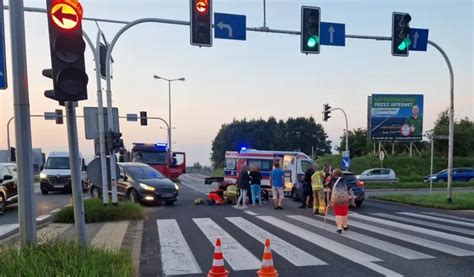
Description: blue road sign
xmin=214 ymin=13 xmax=246 ymax=41
xmin=0 ymin=0 xmax=7 ymax=89
xmin=409 ymin=28 xmax=429 ymax=51
xmin=341 ymin=152 xmax=351 ymax=171
xmin=320 ymin=22 xmax=345 ymax=46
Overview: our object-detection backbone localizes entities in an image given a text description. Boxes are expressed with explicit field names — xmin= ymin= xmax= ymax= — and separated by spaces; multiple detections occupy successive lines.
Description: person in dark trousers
xmin=299 ymin=164 xmax=315 ymax=208
xmin=249 ymin=165 xmax=263 ymax=206
xmin=235 ymin=165 xmax=250 ymax=209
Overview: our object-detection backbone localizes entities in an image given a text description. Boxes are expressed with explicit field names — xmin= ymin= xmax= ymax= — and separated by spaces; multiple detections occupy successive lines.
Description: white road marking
xmin=36 ymin=214 xmax=51 ymax=222
xmin=156 ymin=219 xmax=202 ymax=276
xmin=399 ymin=212 xmax=474 ymax=228
xmin=91 ymin=221 xmax=129 ymax=251
xmin=256 ymin=216 xmax=403 ymax=277
xmin=193 ymin=218 xmax=261 ymax=271
xmin=350 ymin=213 xmax=474 ymax=246
xmin=226 ymin=217 xmax=327 ymax=266
xmin=325 ymin=214 xmax=474 ymax=256
xmin=374 ymin=213 xmax=474 ymax=236
xmin=244 ymin=211 xmax=258 ymax=216
xmin=0 ymin=224 xmax=19 ymax=237
xmin=422 ymin=212 xmax=474 ymax=223
xmin=288 ymin=215 xmax=434 ymax=260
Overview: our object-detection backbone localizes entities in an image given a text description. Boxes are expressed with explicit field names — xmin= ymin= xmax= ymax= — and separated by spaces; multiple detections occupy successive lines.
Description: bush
xmin=316 ymin=154 xmax=474 ymax=182
xmin=54 ymin=198 xmax=145 ymax=223
xmin=0 ymin=240 xmax=134 ymax=276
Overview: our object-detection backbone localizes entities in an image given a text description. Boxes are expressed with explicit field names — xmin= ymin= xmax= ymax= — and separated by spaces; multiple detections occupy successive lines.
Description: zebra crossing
xmin=155 ymin=211 xmax=474 ymax=276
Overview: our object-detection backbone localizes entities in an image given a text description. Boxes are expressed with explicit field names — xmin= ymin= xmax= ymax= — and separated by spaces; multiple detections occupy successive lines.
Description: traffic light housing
xmin=55 ymin=109 xmax=63 ymax=124
xmin=392 ymin=12 xmax=412 ymax=57
xmin=44 ymin=0 xmax=88 ymax=102
xmin=190 ymin=0 xmax=212 ymax=47
xmin=301 ymin=6 xmax=321 ymax=54
xmin=323 ymin=104 xmax=331 ymax=121
xmin=140 ymin=111 xmax=147 ymax=126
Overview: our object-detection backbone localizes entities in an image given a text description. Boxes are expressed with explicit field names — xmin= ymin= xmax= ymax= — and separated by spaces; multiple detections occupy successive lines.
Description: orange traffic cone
xmin=208 ymin=239 xmax=229 ymax=277
xmin=257 ymin=239 xmax=279 ymax=277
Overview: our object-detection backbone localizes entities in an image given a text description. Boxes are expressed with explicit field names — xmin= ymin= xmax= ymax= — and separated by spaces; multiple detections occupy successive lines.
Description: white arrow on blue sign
xmin=409 ymin=28 xmax=429 ymax=51
xmin=0 ymin=0 xmax=7 ymax=90
xmin=320 ymin=22 xmax=345 ymax=46
xmin=214 ymin=13 xmax=246 ymax=41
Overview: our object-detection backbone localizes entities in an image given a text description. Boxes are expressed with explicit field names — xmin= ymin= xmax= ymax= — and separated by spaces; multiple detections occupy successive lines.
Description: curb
xmin=366 ymin=187 xmax=474 ymax=193
xmin=121 ymin=220 xmax=144 ymax=277
xmin=0 ymin=208 xmax=61 ymax=241
xmin=367 ymin=198 xmax=474 ymax=217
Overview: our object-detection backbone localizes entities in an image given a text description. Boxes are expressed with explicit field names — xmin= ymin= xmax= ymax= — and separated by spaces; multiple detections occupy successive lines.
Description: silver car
xmin=357 ymin=168 xmax=398 ymax=183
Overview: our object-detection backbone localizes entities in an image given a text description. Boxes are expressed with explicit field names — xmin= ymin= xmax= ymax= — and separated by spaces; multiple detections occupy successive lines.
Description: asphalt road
xmin=0 ymin=183 xmax=73 ymax=226
xmin=140 ymin=174 xmax=474 ymax=277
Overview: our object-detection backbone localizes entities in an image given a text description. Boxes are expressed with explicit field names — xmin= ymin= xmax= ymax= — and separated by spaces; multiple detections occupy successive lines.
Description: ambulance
xmin=223 ymin=148 xmax=314 ymax=196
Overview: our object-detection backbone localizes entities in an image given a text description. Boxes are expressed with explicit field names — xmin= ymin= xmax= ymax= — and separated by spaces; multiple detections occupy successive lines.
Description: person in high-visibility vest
xmin=311 ymin=165 xmax=326 ymax=215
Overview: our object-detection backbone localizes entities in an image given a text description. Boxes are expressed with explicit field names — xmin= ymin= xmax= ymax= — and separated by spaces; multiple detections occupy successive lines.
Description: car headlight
xmin=174 ymin=183 xmax=179 ymax=191
xmin=139 ymin=183 xmax=155 ymax=191
xmin=40 ymin=173 xmax=48 ymax=179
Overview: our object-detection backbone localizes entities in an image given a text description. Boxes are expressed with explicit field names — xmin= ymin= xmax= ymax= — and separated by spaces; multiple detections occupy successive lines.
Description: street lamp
xmin=152 ymin=75 xmax=185 ymax=154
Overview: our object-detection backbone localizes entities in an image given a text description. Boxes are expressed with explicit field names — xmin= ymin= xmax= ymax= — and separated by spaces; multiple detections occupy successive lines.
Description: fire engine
xmin=129 ymin=143 xmax=186 ymax=179
xmin=206 ymin=148 xmax=314 ymax=196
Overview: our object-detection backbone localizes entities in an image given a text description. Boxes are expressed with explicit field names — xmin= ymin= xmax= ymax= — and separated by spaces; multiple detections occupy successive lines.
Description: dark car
xmin=0 ymin=163 xmax=18 ymax=215
xmin=424 ymin=168 xmax=474 ymax=182
xmin=90 ymin=162 xmax=179 ymax=205
xmin=292 ymin=171 xmax=365 ymax=207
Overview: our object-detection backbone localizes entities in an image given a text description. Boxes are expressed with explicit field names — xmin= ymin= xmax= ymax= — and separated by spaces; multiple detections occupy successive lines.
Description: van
xmin=39 ymin=152 xmax=88 ymax=194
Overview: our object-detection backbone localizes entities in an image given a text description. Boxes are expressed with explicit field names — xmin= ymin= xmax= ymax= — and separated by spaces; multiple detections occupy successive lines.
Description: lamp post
xmin=152 ymin=75 xmax=185 ymax=154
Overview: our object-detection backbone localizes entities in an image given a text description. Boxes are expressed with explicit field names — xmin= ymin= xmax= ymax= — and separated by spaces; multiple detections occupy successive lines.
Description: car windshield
xmin=126 ymin=165 xmax=165 ymax=180
xmin=131 ymin=151 xmax=167 ymax=165
xmin=437 ymin=169 xmax=448 ymax=174
xmin=44 ymin=157 xmax=70 ymax=169
xmin=361 ymin=169 xmax=372 ymax=175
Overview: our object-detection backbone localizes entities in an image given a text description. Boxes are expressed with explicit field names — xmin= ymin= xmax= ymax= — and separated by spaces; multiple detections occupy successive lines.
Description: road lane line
xmin=243 ymin=211 xmax=258 ymax=216
xmin=325 ymin=214 xmax=474 ymax=256
xmin=422 ymin=212 xmax=474 ymax=223
xmin=288 ymin=215 xmax=434 ymax=260
xmin=350 ymin=213 xmax=474 ymax=246
xmin=193 ymin=218 xmax=261 ymax=271
xmin=156 ymin=219 xmax=202 ymax=276
xmin=374 ymin=213 xmax=474 ymax=236
xmin=399 ymin=212 xmax=474 ymax=228
xmin=226 ymin=217 xmax=327 ymax=266
xmin=91 ymin=221 xmax=129 ymax=252
xmin=0 ymin=224 xmax=19 ymax=237
xmin=256 ymin=216 xmax=404 ymax=277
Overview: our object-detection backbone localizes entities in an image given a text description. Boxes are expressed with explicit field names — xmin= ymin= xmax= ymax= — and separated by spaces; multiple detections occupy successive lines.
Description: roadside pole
xmin=328 ymin=107 xmax=349 ymax=155
xmin=430 ymin=137 xmax=434 ymax=195
xmin=8 ymin=0 xmax=36 ymax=246
xmin=65 ymin=101 xmax=87 ymax=243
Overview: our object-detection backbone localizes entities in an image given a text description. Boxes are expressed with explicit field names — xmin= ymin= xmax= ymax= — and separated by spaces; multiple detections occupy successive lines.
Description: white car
xmin=357 ymin=168 xmax=398 ymax=183
xmin=39 ymin=152 xmax=89 ymax=194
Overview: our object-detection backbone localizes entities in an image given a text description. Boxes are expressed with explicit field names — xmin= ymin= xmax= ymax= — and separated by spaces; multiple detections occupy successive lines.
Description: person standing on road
xmin=249 ymin=165 xmax=263 ymax=207
xmin=311 ymin=165 xmax=326 ymax=215
xmin=235 ymin=165 xmax=250 ymax=209
xmin=328 ymin=169 xmax=355 ymax=234
xmin=299 ymin=164 xmax=315 ymax=209
xmin=270 ymin=162 xmax=285 ymax=210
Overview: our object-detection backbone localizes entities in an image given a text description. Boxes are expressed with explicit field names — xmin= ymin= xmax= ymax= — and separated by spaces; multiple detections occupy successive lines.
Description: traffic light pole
xmin=328 ymin=107 xmax=349 ymax=155
xmin=64 ymin=101 xmax=87 ymax=243
xmin=11 ymin=6 xmax=455 ymax=202
xmin=8 ymin=0 xmax=36 ymax=246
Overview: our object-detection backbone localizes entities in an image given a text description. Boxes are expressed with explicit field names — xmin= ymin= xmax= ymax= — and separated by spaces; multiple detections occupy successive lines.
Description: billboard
xmin=370 ymin=94 xmax=424 ymax=141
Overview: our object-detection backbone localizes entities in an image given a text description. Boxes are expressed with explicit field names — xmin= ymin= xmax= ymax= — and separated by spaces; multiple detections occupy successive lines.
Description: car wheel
xmin=355 ymin=201 xmax=363 ymax=208
xmin=0 ymin=193 xmax=5 ymax=215
xmin=127 ymin=189 xmax=139 ymax=203
xmin=41 ymin=186 xmax=48 ymax=195
xmin=90 ymin=187 xmax=101 ymax=199
xmin=165 ymin=201 xmax=176 ymax=206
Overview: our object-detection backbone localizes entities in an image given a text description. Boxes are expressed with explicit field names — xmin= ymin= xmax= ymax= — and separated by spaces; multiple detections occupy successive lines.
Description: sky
xmin=0 ymin=0 xmax=473 ymax=166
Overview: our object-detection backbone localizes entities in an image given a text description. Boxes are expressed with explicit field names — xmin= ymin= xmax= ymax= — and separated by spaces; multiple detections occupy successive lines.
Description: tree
xmin=337 ymin=128 xmax=372 ymax=157
xmin=432 ymin=110 xmax=474 ymax=157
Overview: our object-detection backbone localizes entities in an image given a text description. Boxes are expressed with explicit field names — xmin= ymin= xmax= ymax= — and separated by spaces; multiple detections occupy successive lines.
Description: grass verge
xmin=54 ymin=198 xmax=145 ymax=223
xmin=210 ymin=167 xmax=224 ymax=177
xmin=371 ymin=192 xmax=474 ymax=210
xmin=0 ymin=240 xmax=134 ymax=276
xmin=365 ymin=181 xmax=474 ymax=190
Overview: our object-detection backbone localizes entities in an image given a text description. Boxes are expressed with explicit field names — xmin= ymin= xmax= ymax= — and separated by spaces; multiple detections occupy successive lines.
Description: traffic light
xmin=190 ymin=0 xmax=212 ymax=47
xmin=140 ymin=111 xmax=147 ymax=126
xmin=323 ymin=104 xmax=331 ymax=121
xmin=392 ymin=12 xmax=412 ymax=57
xmin=301 ymin=6 xmax=321 ymax=54
xmin=55 ymin=109 xmax=63 ymax=124
xmin=44 ymin=0 xmax=88 ymax=102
